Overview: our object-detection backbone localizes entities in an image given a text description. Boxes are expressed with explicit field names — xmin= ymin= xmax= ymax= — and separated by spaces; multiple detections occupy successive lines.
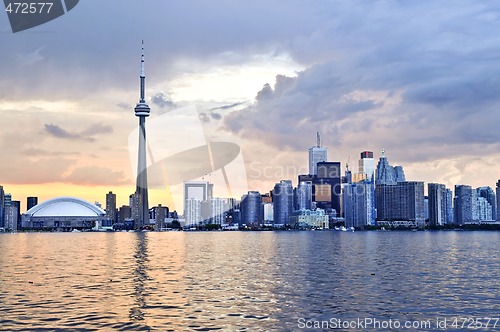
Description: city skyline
xmin=2 ymin=1 xmax=500 ymax=210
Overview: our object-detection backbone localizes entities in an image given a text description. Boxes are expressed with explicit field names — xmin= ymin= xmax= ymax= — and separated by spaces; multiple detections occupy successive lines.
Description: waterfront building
xmin=241 ymin=191 xmax=262 ymax=226
xmin=27 ymin=197 xmax=38 ymax=211
xmin=273 ymin=180 xmax=294 ymax=225
xmin=105 ymin=191 xmax=117 ymax=224
xmin=21 ymin=197 xmax=105 ymax=230
xmin=316 ymin=161 xmax=342 ymax=215
xmin=343 ymin=180 xmax=375 ymax=228
xmin=454 ymin=185 xmax=474 ymax=224
xmin=152 ymin=204 xmax=168 ymax=229
xmin=11 ymin=200 xmax=21 ymax=230
xmin=308 ymin=132 xmax=327 ymax=176
xmin=0 ymin=186 xmax=5 ymax=229
xmin=497 ymin=180 xmax=500 ymax=221
xmin=295 ymin=181 xmax=312 ymax=210
xmin=476 ymin=197 xmax=493 ymax=222
xmin=262 ymin=202 xmax=274 ymax=223
xmin=375 ymin=181 xmax=425 ymax=227
xmin=118 ymin=205 xmax=132 ymax=224
xmin=476 ymin=187 xmax=496 ymax=221
xmin=289 ymin=208 xmax=329 ymax=229
xmin=185 ymin=198 xmax=202 ymax=226
xmin=5 ymin=205 xmax=18 ymax=231
xmin=428 ymin=183 xmax=446 ymax=227
xmin=445 ymin=189 xmax=454 ymax=224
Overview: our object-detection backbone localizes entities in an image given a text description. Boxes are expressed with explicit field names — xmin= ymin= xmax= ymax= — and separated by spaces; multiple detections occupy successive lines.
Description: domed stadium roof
xmin=25 ymin=196 xmax=105 ymax=217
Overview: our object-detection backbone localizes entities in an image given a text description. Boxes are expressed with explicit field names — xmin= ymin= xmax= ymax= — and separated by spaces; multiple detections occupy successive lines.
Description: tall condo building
xmin=445 ymin=189 xmax=454 ymax=224
xmin=428 ymin=183 xmax=447 ymax=227
xmin=454 ymin=185 xmax=474 ymax=224
xmin=308 ymin=132 xmax=327 ymax=176
xmin=184 ymin=181 xmax=214 ymax=225
xmin=476 ymin=187 xmax=496 ymax=221
xmin=295 ymin=181 xmax=313 ymax=210
xmin=27 ymin=197 xmax=38 ymax=211
xmin=316 ymin=161 xmax=342 ymax=215
xmin=358 ymin=151 xmax=375 ymax=181
xmin=0 ymin=185 xmax=4 ymax=228
xmin=375 ymin=150 xmax=396 ymax=185
xmin=133 ymin=41 xmax=151 ymax=229
xmin=343 ymin=180 xmax=375 ymax=228
xmin=241 ymin=191 xmax=262 ymax=226
xmin=105 ymin=191 xmax=117 ymax=224
xmin=273 ymin=180 xmax=294 ymax=225
xmin=375 ymin=181 xmax=425 ymax=227
xmin=497 ymin=180 xmax=500 ymax=221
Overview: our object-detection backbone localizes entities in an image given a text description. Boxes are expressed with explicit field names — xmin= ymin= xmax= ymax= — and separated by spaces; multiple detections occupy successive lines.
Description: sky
xmin=1 ymin=0 xmax=500 ymax=212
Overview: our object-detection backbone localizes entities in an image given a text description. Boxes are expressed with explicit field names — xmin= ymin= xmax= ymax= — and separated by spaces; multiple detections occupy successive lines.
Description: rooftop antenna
xmin=317 ymin=132 xmax=321 ymax=147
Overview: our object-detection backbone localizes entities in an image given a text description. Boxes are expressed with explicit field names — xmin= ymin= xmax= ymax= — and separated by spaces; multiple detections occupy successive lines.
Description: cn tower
xmin=134 ymin=41 xmax=150 ymax=229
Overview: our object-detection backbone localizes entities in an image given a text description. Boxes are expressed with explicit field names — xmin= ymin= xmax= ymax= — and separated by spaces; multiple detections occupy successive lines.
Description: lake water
xmin=0 ymin=231 xmax=499 ymax=331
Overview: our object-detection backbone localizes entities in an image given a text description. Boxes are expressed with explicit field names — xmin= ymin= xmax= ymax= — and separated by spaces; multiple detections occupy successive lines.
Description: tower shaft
xmin=134 ymin=41 xmax=151 ymax=229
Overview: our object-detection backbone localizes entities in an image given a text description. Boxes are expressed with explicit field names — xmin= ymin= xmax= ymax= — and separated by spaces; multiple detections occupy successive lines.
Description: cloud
xmin=63 ymin=166 xmax=130 ymax=186
xmin=209 ymin=101 xmax=246 ymax=111
xmin=44 ymin=124 xmax=92 ymax=142
xmin=80 ymin=123 xmax=113 ymax=136
xmin=151 ymin=92 xmax=175 ymax=109
xmin=44 ymin=123 xmax=113 ymax=142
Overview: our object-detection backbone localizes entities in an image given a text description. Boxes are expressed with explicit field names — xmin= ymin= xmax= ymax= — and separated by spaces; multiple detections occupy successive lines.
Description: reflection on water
xmin=0 ymin=231 xmax=499 ymax=330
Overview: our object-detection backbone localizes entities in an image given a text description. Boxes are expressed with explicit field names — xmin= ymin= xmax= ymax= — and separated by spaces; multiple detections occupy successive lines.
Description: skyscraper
xmin=476 ymin=187 xmax=496 ymax=222
xmin=316 ymin=161 xmax=342 ymax=215
xmin=273 ymin=180 xmax=294 ymax=225
xmin=445 ymin=189 xmax=454 ymax=224
xmin=241 ymin=191 xmax=262 ymax=226
xmin=308 ymin=132 xmax=327 ymax=176
xmin=428 ymin=183 xmax=446 ymax=227
xmin=134 ymin=41 xmax=151 ymax=229
xmin=0 ymin=186 xmax=5 ymax=229
xmin=375 ymin=150 xmax=396 ymax=185
xmin=375 ymin=181 xmax=425 ymax=227
xmin=343 ymin=180 xmax=375 ymax=228
xmin=106 ymin=191 xmax=117 ymax=224
xmin=183 ymin=181 xmax=214 ymax=225
xmin=296 ymin=181 xmax=313 ymax=210
xmin=358 ymin=151 xmax=375 ymax=181
xmin=27 ymin=197 xmax=38 ymax=211
xmin=497 ymin=180 xmax=500 ymax=221
xmin=454 ymin=185 xmax=474 ymax=225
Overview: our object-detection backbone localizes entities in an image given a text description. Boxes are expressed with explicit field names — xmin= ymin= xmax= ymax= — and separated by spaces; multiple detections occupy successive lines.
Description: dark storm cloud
xmin=3 ymin=0 xmax=500 ymax=169
xmin=0 ymin=0 xmax=319 ymax=100
xmin=222 ymin=1 xmax=500 ymax=163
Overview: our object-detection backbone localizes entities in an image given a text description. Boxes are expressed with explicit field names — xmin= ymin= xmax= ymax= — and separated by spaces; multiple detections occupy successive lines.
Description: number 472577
xmin=5 ymin=2 xmax=53 ymax=14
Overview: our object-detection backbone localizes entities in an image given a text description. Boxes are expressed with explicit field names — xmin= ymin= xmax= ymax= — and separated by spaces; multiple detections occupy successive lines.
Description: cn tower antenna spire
xmin=140 ymin=40 xmax=145 ymax=103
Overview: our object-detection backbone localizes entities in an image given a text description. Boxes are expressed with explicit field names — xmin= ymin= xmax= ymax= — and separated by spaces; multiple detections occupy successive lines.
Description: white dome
xmin=26 ymin=196 xmax=105 ymax=217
